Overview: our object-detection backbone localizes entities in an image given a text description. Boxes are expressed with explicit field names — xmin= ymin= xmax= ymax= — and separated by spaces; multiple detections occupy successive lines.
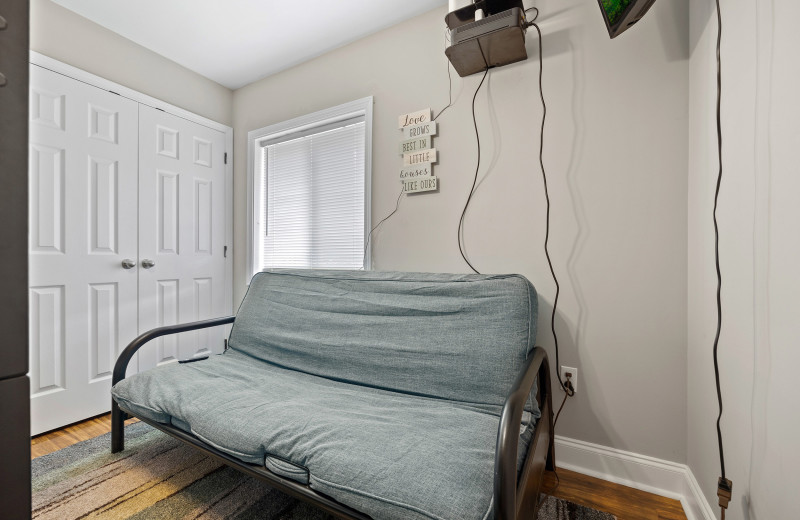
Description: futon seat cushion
xmin=112 ymin=350 xmax=535 ymax=520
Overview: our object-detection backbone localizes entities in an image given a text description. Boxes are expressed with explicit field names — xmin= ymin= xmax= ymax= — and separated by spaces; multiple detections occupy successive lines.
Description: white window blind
xmin=260 ymin=117 xmax=366 ymax=270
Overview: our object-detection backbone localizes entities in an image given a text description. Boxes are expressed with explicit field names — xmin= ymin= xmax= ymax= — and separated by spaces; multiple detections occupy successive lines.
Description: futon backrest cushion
xmin=228 ymin=270 xmax=537 ymax=409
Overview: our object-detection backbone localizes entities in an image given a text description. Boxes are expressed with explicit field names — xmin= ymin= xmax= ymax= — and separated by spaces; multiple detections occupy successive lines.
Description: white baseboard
xmin=554 ymin=435 xmax=716 ymax=520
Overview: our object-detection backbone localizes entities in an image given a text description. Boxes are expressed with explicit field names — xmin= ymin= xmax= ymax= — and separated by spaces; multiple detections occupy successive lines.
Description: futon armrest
xmin=493 ymin=346 xmax=551 ymax=520
xmin=112 ymin=316 xmax=236 ymax=386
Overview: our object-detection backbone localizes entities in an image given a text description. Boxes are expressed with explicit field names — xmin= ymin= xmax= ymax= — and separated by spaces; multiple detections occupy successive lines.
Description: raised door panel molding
xmin=156 ymin=279 xmax=180 ymax=365
xmin=193 ymin=278 xmax=213 ymax=353
xmin=157 ymin=125 xmax=179 ymax=159
xmin=89 ymin=283 xmax=118 ymax=381
xmin=194 ymin=179 xmax=212 ymax=255
xmin=88 ymin=104 xmax=119 ymax=144
xmin=31 ymin=89 xmax=65 ymax=131
xmin=30 ymin=144 xmax=66 ymax=254
xmin=158 ymin=170 xmax=180 ymax=255
xmin=89 ymin=157 xmax=119 ymax=254
xmin=193 ymin=137 xmax=212 ymax=167
xmin=29 ymin=286 xmax=66 ymax=396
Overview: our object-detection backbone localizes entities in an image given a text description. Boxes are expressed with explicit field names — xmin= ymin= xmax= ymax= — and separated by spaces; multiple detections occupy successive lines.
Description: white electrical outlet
xmin=560 ymin=366 xmax=578 ymax=393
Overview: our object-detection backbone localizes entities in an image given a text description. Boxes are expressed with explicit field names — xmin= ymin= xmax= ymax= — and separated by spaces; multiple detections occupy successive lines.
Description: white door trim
xmin=29 ymin=51 xmax=234 ymax=318
xmin=30 ymin=51 xmax=229 ymax=132
xmin=554 ymin=435 xmax=716 ymax=520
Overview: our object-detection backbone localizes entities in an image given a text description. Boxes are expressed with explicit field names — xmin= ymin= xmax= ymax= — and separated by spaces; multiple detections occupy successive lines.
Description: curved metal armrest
xmin=112 ymin=315 xmax=236 ymax=386
xmin=493 ymin=346 xmax=551 ymax=520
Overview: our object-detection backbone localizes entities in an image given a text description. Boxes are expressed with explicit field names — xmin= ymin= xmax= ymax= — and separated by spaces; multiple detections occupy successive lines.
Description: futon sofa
xmin=111 ymin=270 xmax=555 ymax=520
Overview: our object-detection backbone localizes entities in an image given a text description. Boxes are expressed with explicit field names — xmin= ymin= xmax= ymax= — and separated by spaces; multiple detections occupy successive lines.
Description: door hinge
xmin=224 ymin=152 xmax=228 ymax=164
xmin=223 ymin=339 xmax=228 ymax=352
xmin=224 ymin=245 xmax=228 ymax=258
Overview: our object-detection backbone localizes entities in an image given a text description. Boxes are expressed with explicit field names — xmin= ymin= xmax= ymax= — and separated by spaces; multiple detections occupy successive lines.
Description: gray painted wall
xmin=233 ymin=0 xmax=690 ymax=462
xmin=688 ymin=0 xmax=800 ymax=517
xmin=30 ymin=0 xmax=233 ymax=126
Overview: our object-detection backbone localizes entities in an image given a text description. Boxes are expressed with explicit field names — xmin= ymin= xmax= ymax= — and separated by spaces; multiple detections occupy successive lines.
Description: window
xmin=247 ymin=98 xmax=372 ymax=278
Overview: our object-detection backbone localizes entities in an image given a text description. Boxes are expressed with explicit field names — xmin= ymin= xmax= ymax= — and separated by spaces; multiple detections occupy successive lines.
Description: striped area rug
xmin=32 ymin=422 xmax=615 ymax=520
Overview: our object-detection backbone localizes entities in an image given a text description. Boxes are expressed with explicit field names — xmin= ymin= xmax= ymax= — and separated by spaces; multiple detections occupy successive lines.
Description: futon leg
xmin=546 ymin=441 xmax=556 ymax=472
xmin=546 ymin=419 xmax=556 ymax=472
xmin=111 ymin=400 xmax=125 ymax=453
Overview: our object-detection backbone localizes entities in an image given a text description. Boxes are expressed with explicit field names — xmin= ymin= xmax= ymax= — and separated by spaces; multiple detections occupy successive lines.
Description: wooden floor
xmin=32 ymin=415 xmax=687 ymax=520
xmin=543 ymin=469 xmax=687 ymax=520
xmin=30 ymin=413 xmax=138 ymax=459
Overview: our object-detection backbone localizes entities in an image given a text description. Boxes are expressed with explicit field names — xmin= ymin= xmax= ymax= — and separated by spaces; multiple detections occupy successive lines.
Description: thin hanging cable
xmin=529 ymin=12 xmax=574 ymax=397
xmin=434 ymin=27 xmax=454 ymax=122
xmin=713 ymin=0 xmax=729 ymax=488
xmin=553 ymin=384 xmax=570 ymax=429
xmin=363 ymin=185 xmax=404 ymax=267
xmin=457 ymin=67 xmax=490 ymax=274
xmin=528 ymin=8 xmax=569 ymax=492
xmin=711 ymin=1 xmax=731 ymax=517
xmin=433 ymin=64 xmax=453 ymax=122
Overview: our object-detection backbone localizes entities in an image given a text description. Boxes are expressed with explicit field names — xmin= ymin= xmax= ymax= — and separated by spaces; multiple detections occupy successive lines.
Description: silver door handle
xmin=141 ymin=259 xmax=156 ymax=269
xmin=121 ymin=259 xmax=136 ymax=269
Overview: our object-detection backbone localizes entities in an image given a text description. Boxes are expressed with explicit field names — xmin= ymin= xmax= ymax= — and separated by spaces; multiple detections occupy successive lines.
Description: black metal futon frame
xmin=111 ymin=316 xmax=556 ymax=520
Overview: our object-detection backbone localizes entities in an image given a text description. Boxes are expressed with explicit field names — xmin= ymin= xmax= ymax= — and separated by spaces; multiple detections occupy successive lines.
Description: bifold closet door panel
xmin=137 ymin=105 xmax=227 ymax=371
xmin=28 ymin=66 xmax=140 ymax=435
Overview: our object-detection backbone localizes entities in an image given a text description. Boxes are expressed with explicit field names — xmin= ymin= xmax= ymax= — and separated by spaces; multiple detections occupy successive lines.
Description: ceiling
xmin=51 ymin=0 xmax=447 ymax=90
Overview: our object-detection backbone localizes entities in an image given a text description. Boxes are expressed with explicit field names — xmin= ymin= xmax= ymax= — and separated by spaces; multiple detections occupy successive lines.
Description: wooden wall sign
xmin=403 ymin=176 xmax=438 ymax=194
xmin=398 ymin=108 xmax=438 ymax=194
xmin=400 ymin=164 xmax=433 ymax=179
xmin=403 ymin=121 xmax=437 ymax=140
xmin=398 ymin=108 xmax=431 ymax=129
xmin=403 ymin=148 xmax=437 ymax=166
xmin=399 ymin=135 xmax=431 ymax=154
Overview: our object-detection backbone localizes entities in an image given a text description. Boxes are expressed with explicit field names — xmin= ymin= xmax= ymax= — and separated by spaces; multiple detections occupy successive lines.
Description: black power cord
xmin=554 ymin=375 xmax=574 ymax=429
xmin=529 ymin=10 xmax=574 ymax=398
xmin=455 ymin=7 xmax=573 ymax=398
xmin=434 ymin=27 xmax=454 ymax=122
xmin=433 ymin=62 xmax=453 ymax=122
xmin=543 ymin=372 xmax=573 ymax=501
xmin=363 ymin=186 xmax=404 ymax=267
xmin=457 ymin=67 xmax=490 ymax=274
xmin=712 ymin=0 xmax=732 ymax=516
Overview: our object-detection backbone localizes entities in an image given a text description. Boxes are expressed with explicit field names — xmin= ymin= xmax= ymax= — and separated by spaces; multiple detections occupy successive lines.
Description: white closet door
xmin=28 ymin=66 xmax=139 ymax=435
xmin=137 ymin=105 xmax=227 ymax=370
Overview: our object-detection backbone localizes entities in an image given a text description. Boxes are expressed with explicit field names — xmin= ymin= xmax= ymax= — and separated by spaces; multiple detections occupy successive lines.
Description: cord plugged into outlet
xmin=554 ymin=369 xmax=575 ymax=429
xmin=560 ymin=366 xmax=578 ymax=394
xmin=717 ymin=477 xmax=732 ymax=519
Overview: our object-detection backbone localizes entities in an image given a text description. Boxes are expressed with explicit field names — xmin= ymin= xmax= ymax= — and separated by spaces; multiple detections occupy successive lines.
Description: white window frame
xmin=246 ymin=97 xmax=373 ymax=279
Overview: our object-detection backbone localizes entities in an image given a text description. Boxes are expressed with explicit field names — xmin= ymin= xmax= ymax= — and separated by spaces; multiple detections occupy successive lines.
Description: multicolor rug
xmin=32 ymin=422 xmax=615 ymax=520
